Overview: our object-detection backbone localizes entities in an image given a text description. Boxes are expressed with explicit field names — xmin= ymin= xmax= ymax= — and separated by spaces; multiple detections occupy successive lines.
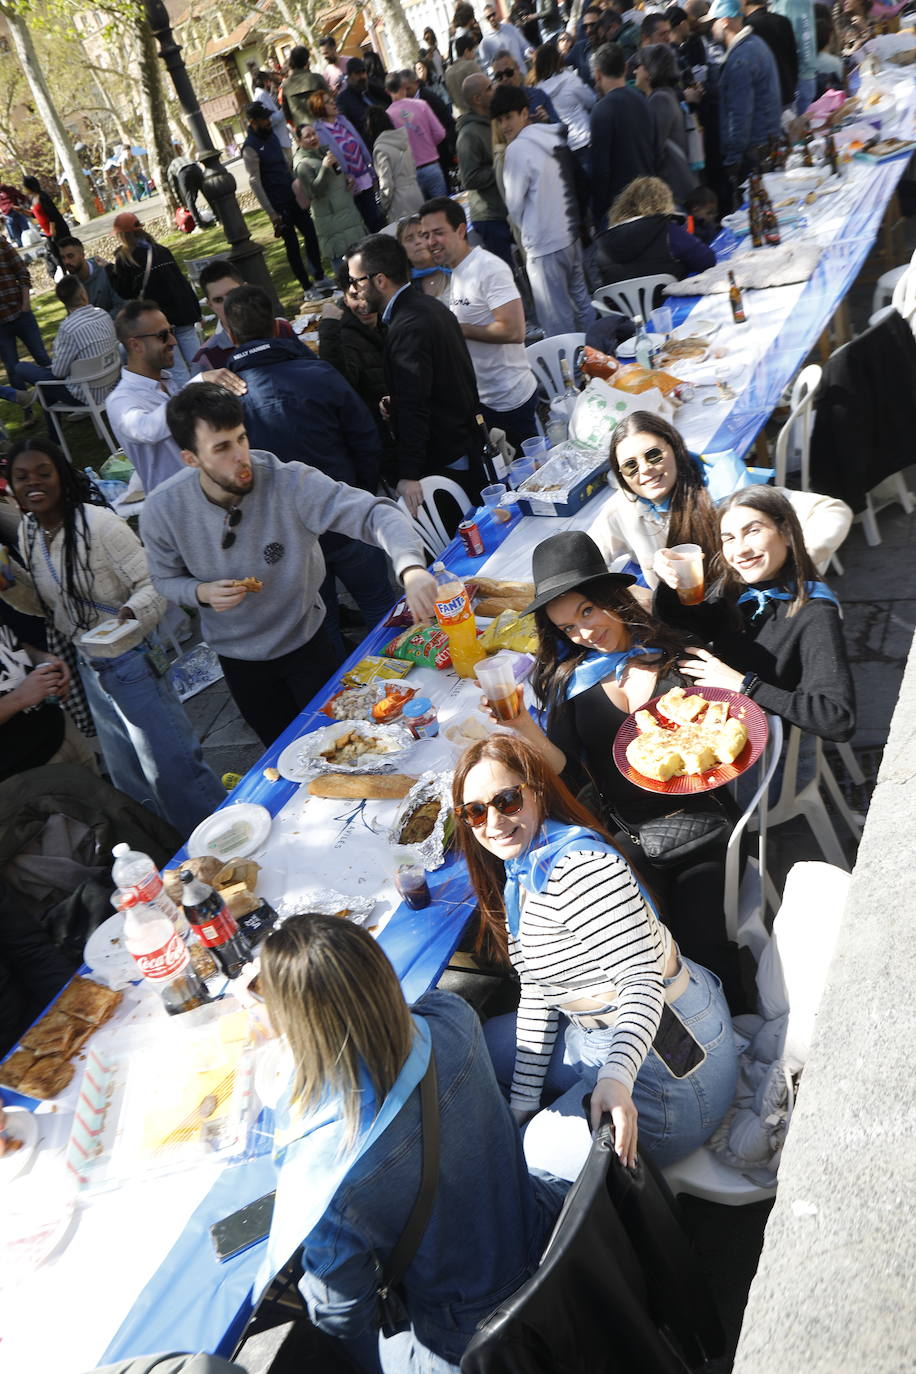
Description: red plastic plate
xmin=613 ymin=686 xmax=769 ymax=794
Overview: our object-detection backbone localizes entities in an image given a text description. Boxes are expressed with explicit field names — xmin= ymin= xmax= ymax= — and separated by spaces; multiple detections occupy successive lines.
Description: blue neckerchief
xmin=411 ymin=265 xmax=452 ymax=280
xmin=502 ymin=819 xmax=662 ymax=940
xmin=563 ymin=644 xmax=658 ymax=701
xmin=636 ymin=494 xmax=671 ymax=518
xmin=737 ymin=580 xmax=838 ymax=623
xmin=256 ymin=1013 xmax=431 ymax=1297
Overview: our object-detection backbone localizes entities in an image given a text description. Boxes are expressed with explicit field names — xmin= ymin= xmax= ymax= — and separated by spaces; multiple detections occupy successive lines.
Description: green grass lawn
xmin=0 ymin=207 xmax=308 ymax=471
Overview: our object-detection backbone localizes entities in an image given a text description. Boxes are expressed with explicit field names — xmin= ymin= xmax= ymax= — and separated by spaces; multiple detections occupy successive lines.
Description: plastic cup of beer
xmin=521 ymin=436 xmax=550 ymax=467
xmin=667 ymin=543 xmax=705 ymax=605
xmin=482 ymin=482 xmax=510 ymax=523
xmin=395 ymin=862 xmax=431 ymax=910
xmin=476 ymin=651 xmax=521 ymax=722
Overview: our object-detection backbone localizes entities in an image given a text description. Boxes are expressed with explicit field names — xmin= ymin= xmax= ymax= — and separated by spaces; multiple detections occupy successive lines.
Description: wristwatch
xmin=740 ymin=672 xmax=760 ymax=697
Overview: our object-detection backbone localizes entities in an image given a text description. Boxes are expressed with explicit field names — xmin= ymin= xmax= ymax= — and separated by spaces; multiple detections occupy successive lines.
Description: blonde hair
xmin=608 ymin=175 xmax=675 ymax=226
xmin=260 ymin=914 xmax=414 ymax=1145
xmin=115 ymin=225 xmax=153 ymax=270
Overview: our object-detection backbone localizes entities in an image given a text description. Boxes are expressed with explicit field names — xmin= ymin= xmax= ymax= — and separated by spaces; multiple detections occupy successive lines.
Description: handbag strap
xmin=379 ymin=1046 xmax=439 ymax=1299
xmin=139 ymin=242 xmax=154 ymax=297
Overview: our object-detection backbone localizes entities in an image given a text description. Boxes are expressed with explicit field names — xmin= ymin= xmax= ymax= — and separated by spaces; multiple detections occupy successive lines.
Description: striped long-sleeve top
xmin=507 ymin=846 xmax=672 ymax=1111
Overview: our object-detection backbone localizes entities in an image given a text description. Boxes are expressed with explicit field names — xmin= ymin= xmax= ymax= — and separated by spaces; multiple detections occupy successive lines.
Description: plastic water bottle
xmin=122 ymin=894 xmax=209 ymax=1015
xmin=432 ymin=562 xmax=483 ymax=679
xmin=111 ymin=843 xmax=186 ymax=931
xmin=633 ymin=315 xmax=654 ymax=370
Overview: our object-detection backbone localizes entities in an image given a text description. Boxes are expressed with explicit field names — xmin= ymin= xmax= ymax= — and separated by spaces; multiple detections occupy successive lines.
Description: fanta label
xmin=130 ymin=930 xmax=189 ymax=982
xmin=435 ymin=593 xmax=468 ymax=623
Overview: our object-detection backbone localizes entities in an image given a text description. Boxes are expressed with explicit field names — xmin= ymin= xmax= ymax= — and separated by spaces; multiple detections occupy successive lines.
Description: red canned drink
xmin=458 ymin=519 xmax=485 ymax=557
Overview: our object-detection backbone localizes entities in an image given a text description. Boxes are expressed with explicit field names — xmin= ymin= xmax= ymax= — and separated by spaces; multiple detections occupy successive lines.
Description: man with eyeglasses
xmin=107 ymin=299 xmax=246 ymax=495
xmin=489 ymin=51 xmax=559 ymax=122
xmin=479 ymin=5 xmax=530 ymax=70
xmin=569 ymin=5 xmax=604 ymax=85
xmin=142 ymin=383 xmax=436 ymax=745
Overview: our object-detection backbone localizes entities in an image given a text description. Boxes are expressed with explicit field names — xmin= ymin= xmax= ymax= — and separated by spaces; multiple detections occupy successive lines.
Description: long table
xmin=6 ymin=49 xmax=916 ymax=1373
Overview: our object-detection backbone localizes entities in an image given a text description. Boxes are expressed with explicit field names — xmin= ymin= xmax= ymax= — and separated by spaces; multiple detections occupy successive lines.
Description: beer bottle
xmin=748 ymin=176 xmax=764 ymax=248
xmin=802 ymin=133 xmax=814 ymax=168
xmin=475 ymin=413 xmax=500 ymax=485
xmin=762 ymin=200 xmax=781 ymax=246
xmin=728 ymin=271 xmax=747 ymax=324
xmin=825 ymin=130 xmax=839 ymax=176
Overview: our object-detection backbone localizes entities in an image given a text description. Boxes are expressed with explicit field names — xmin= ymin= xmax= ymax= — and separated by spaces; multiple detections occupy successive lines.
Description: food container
xmin=402 ymin=696 xmax=440 ymax=739
xmin=515 ymin=444 xmax=611 ymax=518
xmin=78 ymin=617 xmax=137 ymax=648
xmin=276 ymin=718 xmax=414 ymax=781
xmin=387 ymin=771 xmax=454 ymax=870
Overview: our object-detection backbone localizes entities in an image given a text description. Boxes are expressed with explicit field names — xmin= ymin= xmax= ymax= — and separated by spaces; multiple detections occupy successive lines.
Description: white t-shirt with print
xmin=447 ymin=246 xmax=537 ymax=412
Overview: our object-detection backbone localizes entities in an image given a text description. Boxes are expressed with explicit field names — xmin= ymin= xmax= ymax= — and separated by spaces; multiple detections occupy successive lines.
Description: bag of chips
xmin=342 ymin=655 xmax=414 ymax=685
xmin=385 ymin=626 xmax=453 ymax=670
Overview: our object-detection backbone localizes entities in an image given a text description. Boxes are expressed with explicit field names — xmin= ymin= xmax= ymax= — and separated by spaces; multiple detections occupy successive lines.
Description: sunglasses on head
xmin=221 ymin=506 xmax=242 ymax=550
xmin=618 ymin=446 xmax=667 ymax=479
xmin=455 ymin=783 xmax=527 ymax=828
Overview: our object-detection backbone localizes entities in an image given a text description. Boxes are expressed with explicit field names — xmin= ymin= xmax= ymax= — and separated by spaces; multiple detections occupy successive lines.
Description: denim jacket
xmin=299 ymin=991 xmax=568 ymax=1366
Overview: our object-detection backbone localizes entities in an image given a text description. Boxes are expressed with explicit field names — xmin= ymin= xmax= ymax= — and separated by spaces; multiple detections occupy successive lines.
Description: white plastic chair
xmin=396 ymin=474 xmax=473 ymax=557
xmin=773 ymin=364 xmax=821 ymax=490
xmin=872 ymin=262 xmax=908 ymax=317
xmin=525 ymin=333 xmax=585 ymax=400
xmin=765 ymin=725 xmax=864 ymax=870
xmin=663 ymin=860 xmax=848 ymax=1205
xmin=591 ymin=274 xmax=676 ymax=321
xmin=34 ymin=349 xmax=121 ymax=466
xmin=724 ymin=714 xmax=783 ymax=954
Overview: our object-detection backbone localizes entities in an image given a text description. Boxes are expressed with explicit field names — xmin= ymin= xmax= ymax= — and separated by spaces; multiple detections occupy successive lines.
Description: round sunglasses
xmin=617 ymin=445 xmax=668 ymax=479
xmin=455 ymin=783 xmax=528 ymax=828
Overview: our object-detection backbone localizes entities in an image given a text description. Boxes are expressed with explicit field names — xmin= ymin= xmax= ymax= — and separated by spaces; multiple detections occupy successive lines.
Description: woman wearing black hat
xmin=480 ymin=529 xmax=742 ymax=1003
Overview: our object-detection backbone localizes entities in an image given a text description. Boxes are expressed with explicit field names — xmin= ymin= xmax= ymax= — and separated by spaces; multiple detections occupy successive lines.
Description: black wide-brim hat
xmin=522 ymin=531 xmax=636 ymax=615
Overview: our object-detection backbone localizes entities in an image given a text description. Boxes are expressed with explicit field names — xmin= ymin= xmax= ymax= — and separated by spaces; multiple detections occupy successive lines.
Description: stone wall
xmin=732 ymin=629 xmax=916 ymax=1373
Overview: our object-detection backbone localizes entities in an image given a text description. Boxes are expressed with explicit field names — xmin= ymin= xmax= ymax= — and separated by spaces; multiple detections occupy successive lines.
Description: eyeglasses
xmin=493 ymin=68 xmax=516 ymax=79
xmin=221 ymin=506 xmax=242 ymax=550
xmin=455 ymin=784 xmax=527 ymax=828
xmin=349 ymin=272 xmax=378 ymax=287
xmin=134 ymin=328 xmax=176 ymax=343
xmin=618 ymin=446 xmax=668 ymax=479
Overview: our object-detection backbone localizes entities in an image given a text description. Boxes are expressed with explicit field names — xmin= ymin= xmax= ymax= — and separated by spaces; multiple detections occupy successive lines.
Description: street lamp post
xmin=142 ymin=0 xmax=280 ymax=310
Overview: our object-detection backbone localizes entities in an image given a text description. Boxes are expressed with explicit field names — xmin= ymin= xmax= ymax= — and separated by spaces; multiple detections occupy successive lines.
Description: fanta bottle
xmin=432 ymin=562 xmax=484 ymax=678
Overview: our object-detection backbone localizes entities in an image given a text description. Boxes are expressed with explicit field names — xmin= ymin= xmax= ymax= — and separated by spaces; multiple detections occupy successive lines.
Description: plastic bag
xmin=569 ymin=376 xmax=671 ymax=450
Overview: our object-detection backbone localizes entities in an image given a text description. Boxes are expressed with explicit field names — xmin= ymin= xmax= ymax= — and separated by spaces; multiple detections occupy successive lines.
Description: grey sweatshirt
xmin=140 ymin=449 xmax=425 ymax=660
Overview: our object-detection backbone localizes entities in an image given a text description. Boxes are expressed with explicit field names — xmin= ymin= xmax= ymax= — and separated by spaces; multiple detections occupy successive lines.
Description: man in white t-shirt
xmin=419 ymin=196 xmax=539 ymax=452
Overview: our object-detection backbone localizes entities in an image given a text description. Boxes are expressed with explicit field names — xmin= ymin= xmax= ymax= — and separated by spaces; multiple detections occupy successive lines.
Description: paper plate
xmin=613 ymin=687 xmax=769 ymax=794
xmin=0 ymin=1108 xmax=39 ymax=1183
xmin=187 ymin=802 xmax=272 ymax=860
xmin=83 ymin=911 xmax=139 ymax=990
xmin=616 ymin=332 xmax=666 ymax=359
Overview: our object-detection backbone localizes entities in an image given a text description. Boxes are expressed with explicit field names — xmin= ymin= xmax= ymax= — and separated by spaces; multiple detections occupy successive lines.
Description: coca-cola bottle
xmin=122 ymin=894 xmax=210 ymax=1014
xmin=179 ymin=870 xmax=252 ymax=979
xmin=111 ymin=843 xmax=187 ymax=933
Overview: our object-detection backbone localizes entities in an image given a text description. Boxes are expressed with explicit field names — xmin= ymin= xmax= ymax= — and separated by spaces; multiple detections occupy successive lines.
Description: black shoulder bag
xmin=376 ymin=1048 xmax=440 ymax=1338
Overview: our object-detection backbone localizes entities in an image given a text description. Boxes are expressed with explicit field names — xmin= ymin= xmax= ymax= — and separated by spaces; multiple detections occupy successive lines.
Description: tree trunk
xmin=272 ymin=0 xmax=309 ymax=46
xmin=368 ymin=0 xmax=420 ymax=70
xmin=1 ymin=4 xmax=94 ymax=222
xmin=136 ymin=15 xmax=179 ymax=213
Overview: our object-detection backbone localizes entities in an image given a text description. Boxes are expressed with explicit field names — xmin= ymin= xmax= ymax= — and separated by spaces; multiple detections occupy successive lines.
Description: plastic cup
xmin=476 ymin=651 xmax=522 ymax=722
xmin=395 ymin=863 xmax=431 ymax=910
xmin=481 ymin=482 xmax=510 ymax=524
xmin=521 ymin=436 xmax=550 ymax=468
xmin=667 ymin=543 xmax=705 ymax=605
xmin=546 ymin=417 xmax=568 ymax=446
xmin=650 ymin=306 xmax=673 ymax=335
xmin=508 ymin=457 xmax=535 ymax=490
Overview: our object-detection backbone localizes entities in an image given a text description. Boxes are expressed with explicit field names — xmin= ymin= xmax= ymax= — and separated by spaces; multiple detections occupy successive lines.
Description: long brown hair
xmin=530 ymin=574 xmax=686 ymax=717
xmin=451 ymin=735 xmax=618 ymax=964
xmin=114 ymin=224 xmax=155 ymax=270
xmin=608 ymin=411 xmax=721 ymax=564
xmin=260 ymin=914 xmax=414 ymax=1146
xmin=716 ymin=487 xmax=821 ymax=617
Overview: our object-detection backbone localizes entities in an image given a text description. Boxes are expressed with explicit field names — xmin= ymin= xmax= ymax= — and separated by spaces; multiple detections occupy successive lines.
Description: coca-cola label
xmin=190 ymin=910 xmax=239 ymax=948
xmin=130 ymin=929 xmax=189 ymax=982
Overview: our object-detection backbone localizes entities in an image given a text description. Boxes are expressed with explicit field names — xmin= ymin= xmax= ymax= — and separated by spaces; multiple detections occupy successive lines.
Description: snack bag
xmin=342 ymin=655 xmax=414 ymax=685
xmin=384 ymin=626 xmax=453 ymax=670
xmin=479 ymin=610 xmax=538 ymax=654
xmin=579 ymin=345 xmax=620 ymax=382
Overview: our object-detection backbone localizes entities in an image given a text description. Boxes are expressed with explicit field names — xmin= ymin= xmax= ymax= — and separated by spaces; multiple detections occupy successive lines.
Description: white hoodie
xmin=501 ymin=122 xmax=578 ymax=260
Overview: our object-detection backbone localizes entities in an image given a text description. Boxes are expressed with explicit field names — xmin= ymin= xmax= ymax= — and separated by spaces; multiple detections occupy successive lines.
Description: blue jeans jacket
xmin=299 ymin=991 xmax=568 ymax=1371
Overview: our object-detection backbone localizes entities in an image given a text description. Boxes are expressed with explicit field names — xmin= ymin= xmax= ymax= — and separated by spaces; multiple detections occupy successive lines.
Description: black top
xmin=383 ymin=286 xmax=483 ymax=484
xmin=109 ymin=241 xmax=202 ymax=326
xmin=318 ymin=309 xmax=395 ymax=475
xmin=653 ymin=582 xmax=856 ymax=741
xmin=589 ymin=85 xmax=660 ymax=227
xmin=547 ymin=665 xmax=730 ymax=827
xmin=0 ymin=620 xmax=65 ymax=782
xmin=747 ymin=9 xmax=798 ymax=105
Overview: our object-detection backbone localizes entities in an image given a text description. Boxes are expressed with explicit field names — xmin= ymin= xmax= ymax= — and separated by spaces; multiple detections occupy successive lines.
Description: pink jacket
xmin=387 ymin=97 xmax=445 ymax=168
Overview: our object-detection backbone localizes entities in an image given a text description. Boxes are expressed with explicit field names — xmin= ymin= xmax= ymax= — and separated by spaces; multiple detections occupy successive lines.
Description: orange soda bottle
xmin=432 ymin=562 xmax=484 ymax=678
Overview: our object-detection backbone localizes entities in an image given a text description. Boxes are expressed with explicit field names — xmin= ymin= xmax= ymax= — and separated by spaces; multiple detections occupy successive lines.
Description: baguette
xmin=470 ymin=577 xmax=535 ymax=600
xmin=475 ymin=594 xmax=532 ymax=616
xmin=309 ymin=773 xmax=416 ymax=799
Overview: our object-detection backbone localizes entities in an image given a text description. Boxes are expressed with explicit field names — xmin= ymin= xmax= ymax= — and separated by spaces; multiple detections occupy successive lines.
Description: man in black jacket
xmin=745 ymin=0 xmax=798 ymax=107
xmin=590 ymin=43 xmax=660 ymax=227
xmin=347 ymin=234 xmax=485 ymax=514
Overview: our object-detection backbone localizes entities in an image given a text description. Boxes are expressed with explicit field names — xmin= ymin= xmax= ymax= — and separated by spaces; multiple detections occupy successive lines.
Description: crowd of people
xmin=0 ymin=0 xmax=884 ymax=1368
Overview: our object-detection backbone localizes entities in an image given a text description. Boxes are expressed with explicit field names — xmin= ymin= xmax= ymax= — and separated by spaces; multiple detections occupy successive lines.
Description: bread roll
xmin=475 ymin=595 xmax=532 ymax=616
xmin=308 ymin=773 xmax=416 ymax=799
xmin=471 ymin=577 xmax=535 ymax=600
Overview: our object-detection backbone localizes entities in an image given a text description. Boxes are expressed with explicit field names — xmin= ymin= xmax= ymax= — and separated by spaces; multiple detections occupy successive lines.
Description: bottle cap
xmin=112 ymin=843 xmax=129 ymax=857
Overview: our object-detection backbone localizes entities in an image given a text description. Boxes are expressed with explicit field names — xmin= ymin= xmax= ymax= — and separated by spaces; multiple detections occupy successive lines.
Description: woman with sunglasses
xmin=1 ymin=437 xmax=224 ymax=835
xmin=654 ymin=486 xmax=855 ymax=742
xmin=453 ymin=734 xmax=738 ymax=1180
xmin=479 ymin=529 xmax=742 ymax=1004
xmin=589 ymin=411 xmax=852 ymax=589
xmin=258 ymin=912 xmax=566 ymax=1373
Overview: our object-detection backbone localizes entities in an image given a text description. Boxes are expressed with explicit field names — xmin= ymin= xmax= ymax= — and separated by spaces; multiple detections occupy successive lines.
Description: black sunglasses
xmin=618 ymin=446 xmax=668 ymax=479
xmin=221 ymin=506 xmax=242 ymax=550
xmin=455 ymin=784 xmax=527 ymax=828
xmin=493 ymin=68 xmax=516 ymax=79
xmin=134 ymin=328 xmax=176 ymax=344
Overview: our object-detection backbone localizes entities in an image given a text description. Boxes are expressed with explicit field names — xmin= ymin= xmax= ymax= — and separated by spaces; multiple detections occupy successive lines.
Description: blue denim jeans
xmin=2 ymin=211 xmax=31 ymax=246
xmin=416 ymin=161 xmax=448 ymax=200
xmin=485 ymin=958 xmax=738 ymax=1181
xmin=13 ymin=362 xmax=79 ymax=443
xmin=0 ymin=310 xmax=50 ymax=386
xmin=319 ymin=537 xmax=396 ymax=656
xmin=77 ymin=637 xmax=225 ymax=837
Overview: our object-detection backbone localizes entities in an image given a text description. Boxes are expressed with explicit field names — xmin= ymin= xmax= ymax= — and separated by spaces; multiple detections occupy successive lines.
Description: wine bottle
xmin=475 ymin=413 xmax=500 ymax=486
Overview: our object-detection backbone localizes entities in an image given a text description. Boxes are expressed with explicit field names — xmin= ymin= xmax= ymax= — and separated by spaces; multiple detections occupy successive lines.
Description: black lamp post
xmin=142 ymin=0 xmax=280 ymax=310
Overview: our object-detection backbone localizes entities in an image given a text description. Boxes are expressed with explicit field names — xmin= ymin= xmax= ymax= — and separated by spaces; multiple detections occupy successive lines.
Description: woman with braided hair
xmin=0 ymin=437 xmax=224 ymax=834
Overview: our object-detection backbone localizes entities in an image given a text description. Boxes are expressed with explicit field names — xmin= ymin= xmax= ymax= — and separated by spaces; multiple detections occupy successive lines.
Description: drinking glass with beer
xmin=476 ymin=652 xmax=522 ymax=722
xmin=666 ymin=543 xmax=705 ymax=605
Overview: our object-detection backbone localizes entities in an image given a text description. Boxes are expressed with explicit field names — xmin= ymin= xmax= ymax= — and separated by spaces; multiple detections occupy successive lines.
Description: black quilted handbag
xmin=631 ymin=808 xmax=731 ymax=872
